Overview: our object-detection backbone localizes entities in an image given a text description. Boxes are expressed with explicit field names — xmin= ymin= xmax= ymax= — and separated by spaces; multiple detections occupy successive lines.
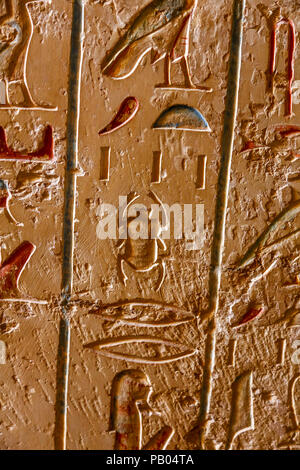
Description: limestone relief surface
xmin=0 ymin=0 xmax=299 ymax=451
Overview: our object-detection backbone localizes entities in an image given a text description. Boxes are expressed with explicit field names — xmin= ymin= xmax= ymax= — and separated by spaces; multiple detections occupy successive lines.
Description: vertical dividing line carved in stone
xmin=199 ymin=0 xmax=245 ymax=449
xmin=54 ymin=0 xmax=85 ymax=451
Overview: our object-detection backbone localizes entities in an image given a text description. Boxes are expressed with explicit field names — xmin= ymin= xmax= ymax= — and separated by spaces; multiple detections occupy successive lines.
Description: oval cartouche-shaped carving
xmin=85 ymin=335 xmax=196 ymax=364
xmin=90 ymin=299 xmax=196 ymax=327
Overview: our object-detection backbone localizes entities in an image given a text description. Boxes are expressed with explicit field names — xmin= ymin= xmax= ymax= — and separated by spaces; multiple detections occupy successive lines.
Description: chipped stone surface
xmin=0 ymin=0 xmax=299 ymax=450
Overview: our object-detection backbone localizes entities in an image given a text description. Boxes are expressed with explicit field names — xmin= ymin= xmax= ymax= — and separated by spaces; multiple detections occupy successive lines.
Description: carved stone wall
xmin=0 ymin=0 xmax=299 ymax=450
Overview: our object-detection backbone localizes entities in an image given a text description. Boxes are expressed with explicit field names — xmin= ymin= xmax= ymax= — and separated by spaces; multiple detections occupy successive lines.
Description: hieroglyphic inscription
xmin=196 ymin=155 xmax=207 ymax=190
xmin=110 ymin=370 xmax=174 ymax=450
xmin=0 ymin=0 xmax=56 ymax=110
xmin=276 ymin=338 xmax=287 ymax=366
xmin=226 ymin=371 xmax=254 ymax=450
xmin=100 ymin=146 xmax=111 ymax=181
xmin=117 ymin=191 xmax=169 ymax=291
xmin=85 ymin=335 xmax=196 ymax=364
xmin=0 ymin=125 xmax=54 ymax=161
xmin=151 ymin=151 xmax=163 ymax=184
xmin=98 ymin=97 xmax=139 ymax=136
xmin=152 ymin=104 xmax=211 ymax=132
xmin=1 ymin=0 xmax=298 ymax=451
xmin=102 ymin=0 xmax=211 ymax=92
xmin=0 ymin=179 xmax=22 ymax=225
xmin=279 ymin=375 xmax=300 ymax=449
